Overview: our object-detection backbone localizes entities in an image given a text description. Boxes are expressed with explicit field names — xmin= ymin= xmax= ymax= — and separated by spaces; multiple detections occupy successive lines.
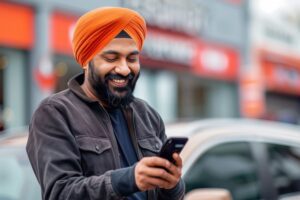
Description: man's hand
xmin=134 ymin=153 xmax=182 ymax=191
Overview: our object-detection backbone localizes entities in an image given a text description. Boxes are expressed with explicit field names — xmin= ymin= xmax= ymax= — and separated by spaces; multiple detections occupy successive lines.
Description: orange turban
xmin=72 ymin=7 xmax=147 ymax=66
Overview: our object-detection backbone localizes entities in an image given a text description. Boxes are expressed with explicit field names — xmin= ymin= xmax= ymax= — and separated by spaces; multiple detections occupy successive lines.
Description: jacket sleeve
xmin=26 ymin=102 xmax=126 ymax=200
xmin=156 ymin=114 xmax=186 ymax=200
xmin=157 ymin=180 xmax=185 ymax=200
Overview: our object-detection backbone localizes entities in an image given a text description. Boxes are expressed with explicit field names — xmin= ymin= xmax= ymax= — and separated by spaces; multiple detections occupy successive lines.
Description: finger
xmin=147 ymin=173 xmax=181 ymax=190
xmin=135 ymin=159 xmax=174 ymax=184
xmin=147 ymin=166 xmax=181 ymax=187
xmin=135 ymin=163 xmax=160 ymax=191
xmin=141 ymin=166 xmax=174 ymax=181
xmin=142 ymin=156 xmax=171 ymax=169
xmin=172 ymin=153 xmax=183 ymax=168
xmin=136 ymin=166 xmax=172 ymax=190
xmin=162 ymin=154 xmax=182 ymax=178
xmin=164 ymin=167 xmax=182 ymax=185
xmin=136 ymin=164 xmax=181 ymax=190
xmin=138 ymin=157 xmax=182 ymax=184
xmin=144 ymin=175 xmax=172 ymax=189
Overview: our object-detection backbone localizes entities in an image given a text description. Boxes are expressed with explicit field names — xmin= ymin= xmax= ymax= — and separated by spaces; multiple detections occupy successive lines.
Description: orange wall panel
xmin=51 ymin=12 xmax=78 ymax=55
xmin=0 ymin=2 xmax=34 ymax=49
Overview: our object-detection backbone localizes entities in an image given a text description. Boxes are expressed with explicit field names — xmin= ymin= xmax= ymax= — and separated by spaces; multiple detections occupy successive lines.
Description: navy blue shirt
xmin=108 ymin=108 xmax=147 ymax=200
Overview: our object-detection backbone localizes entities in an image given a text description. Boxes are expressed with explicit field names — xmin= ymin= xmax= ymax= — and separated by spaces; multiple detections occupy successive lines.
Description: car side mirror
xmin=185 ymin=188 xmax=232 ymax=200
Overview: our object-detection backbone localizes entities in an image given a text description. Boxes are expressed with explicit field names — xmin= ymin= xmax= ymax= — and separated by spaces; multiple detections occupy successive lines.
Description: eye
xmin=101 ymin=53 xmax=119 ymax=62
xmin=104 ymin=56 xmax=117 ymax=62
xmin=105 ymin=58 xmax=116 ymax=62
xmin=127 ymin=56 xmax=138 ymax=63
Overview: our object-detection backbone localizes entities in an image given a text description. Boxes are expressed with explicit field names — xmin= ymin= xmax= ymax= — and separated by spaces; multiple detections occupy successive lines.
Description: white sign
xmin=251 ymin=0 xmax=300 ymax=56
xmin=200 ymin=49 xmax=229 ymax=72
xmin=142 ymin=31 xmax=196 ymax=65
xmin=124 ymin=0 xmax=207 ymax=35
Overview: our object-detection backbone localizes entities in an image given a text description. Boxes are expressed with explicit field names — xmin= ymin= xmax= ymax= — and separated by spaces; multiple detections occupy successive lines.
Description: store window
xmin=178 ymin=74 xmax=206 ymax=119
xmin=53 ymin=55 xmax=81 ymax=92
xmin=265 ymin=92 xmax=300 ymax=124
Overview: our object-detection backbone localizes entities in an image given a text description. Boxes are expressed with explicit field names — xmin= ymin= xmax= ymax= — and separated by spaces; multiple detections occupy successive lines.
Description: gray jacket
xmin=26 ymin=74 xmax=185 ymax=200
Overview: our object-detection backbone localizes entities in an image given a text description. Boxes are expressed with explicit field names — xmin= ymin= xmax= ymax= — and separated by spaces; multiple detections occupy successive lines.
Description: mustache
xmin=105 ymin=73 xmax=134 ymax=81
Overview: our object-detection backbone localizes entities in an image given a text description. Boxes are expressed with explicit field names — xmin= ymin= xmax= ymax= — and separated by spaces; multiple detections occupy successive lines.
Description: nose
xmin=115 ymin=60 xmax=131 ymax=76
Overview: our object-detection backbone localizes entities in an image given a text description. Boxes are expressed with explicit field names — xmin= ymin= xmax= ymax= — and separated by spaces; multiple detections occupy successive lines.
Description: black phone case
xmin=159 ymin=137 xmax=188 ymax=163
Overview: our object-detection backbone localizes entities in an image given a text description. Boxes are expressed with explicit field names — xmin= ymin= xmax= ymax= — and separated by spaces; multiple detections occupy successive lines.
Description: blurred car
xmin=0 ymin=126 xmax=230 ymax=200
xmin=166 ymin=118 xmax=300 ymax=200
xmin=0 ymin=128 xmax=41 ymax=200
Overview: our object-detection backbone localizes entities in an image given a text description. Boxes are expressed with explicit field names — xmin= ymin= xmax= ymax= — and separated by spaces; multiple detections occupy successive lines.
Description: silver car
xmin=166 ymin=118 xmax=300 ymax=200
xmin=0 ymin=129 xmax=40 ymax=200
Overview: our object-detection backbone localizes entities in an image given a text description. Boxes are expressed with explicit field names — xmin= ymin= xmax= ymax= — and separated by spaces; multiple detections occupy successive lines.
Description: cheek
xmin=131 ymin=64 xmax=140 ymax=75
xmin=93 ymin=64 xmax=114 ymax=79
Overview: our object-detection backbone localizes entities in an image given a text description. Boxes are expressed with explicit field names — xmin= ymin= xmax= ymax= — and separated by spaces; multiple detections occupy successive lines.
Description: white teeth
xmin=112 ymin=79 xmax=125 ymax=83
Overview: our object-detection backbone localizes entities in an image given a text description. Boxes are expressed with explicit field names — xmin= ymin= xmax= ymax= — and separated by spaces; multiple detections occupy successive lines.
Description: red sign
xmin=143 ymin=28 xmax=240 ymax=80
xmin=192 ymin=42 xmax=239 ymax=81
xmin=263 ymin=61 xmax=300 ymax=95
xmin=224 ymin=0 xmax=243 ymax=5
xmin=0 ymin=2 xmax=34 ymax=49
xmin=258 ymin=49 xmax=300 ymax=95
xmin=34 ymin=55 xmax=57 ymax=92
xmin=34 ymin=69 xmax=57 ymax=92
xmin=51 ymin=12 xmax=78 ymax=55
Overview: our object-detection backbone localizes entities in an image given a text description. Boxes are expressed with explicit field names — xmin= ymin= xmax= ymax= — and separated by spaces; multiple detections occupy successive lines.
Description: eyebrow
xmin=101 ymin=50 xmax=140 ymax=56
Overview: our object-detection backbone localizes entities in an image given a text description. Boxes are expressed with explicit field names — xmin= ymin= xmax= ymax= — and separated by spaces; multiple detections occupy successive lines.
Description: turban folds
xmin=72 ymin=7 xmax=147 ymax=66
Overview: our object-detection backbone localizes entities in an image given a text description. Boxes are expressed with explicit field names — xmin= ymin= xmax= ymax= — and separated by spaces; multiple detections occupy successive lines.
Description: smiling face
xmin=84 ymin=38 xmax=140 ymax=108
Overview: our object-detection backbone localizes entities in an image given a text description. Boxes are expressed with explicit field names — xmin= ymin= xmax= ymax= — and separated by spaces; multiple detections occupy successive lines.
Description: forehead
xmin=100 ymin=38 xmax=139 ymax=53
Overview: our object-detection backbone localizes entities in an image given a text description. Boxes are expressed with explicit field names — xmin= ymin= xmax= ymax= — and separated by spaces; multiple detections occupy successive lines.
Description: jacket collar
xmin=68 ymin=73 xmax=99 ymax=104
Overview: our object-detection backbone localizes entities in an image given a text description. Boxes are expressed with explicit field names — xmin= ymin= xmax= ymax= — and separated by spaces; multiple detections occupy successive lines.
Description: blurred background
xmin=1 ymin=0 xmax=300 ymax=131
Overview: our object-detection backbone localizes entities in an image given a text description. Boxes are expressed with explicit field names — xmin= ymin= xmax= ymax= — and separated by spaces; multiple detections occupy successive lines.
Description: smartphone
xmin=158 ymin=137 xmax=188 ymax=164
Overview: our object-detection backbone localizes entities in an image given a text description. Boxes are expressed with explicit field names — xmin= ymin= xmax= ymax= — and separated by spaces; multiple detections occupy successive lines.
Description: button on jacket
xmin=26 ymin=74 xmax=185 ymax=200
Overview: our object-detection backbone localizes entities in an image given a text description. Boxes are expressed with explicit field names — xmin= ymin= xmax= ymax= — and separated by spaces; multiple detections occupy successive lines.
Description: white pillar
xmin=154 ymin=71 xmax=177 ymax=123
xmin=3 ymin=50 xmax=26 ymax=129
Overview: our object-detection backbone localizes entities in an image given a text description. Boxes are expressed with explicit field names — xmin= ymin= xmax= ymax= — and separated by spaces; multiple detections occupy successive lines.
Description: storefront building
xmin=0 ymin=0 xmax=245 ymax=130
xmin=242 ymin=0 xmax=300 ymax=124
xmin=0 ymin=2 xmax=34 ymax=130
xmin=0 ymin=0 xmax=119 ymax=130
xmin=125 ymin=0 xmax=244 ymax=121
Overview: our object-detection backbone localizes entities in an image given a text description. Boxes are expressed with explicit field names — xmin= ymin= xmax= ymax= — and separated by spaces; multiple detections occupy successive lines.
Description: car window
xmin=0 ymin=146 xmax=41 ymax=200
xmin=267 ymin=144 xmax=300 ymax=198
xmin=184 ymin=142 xmax=262 ymax=200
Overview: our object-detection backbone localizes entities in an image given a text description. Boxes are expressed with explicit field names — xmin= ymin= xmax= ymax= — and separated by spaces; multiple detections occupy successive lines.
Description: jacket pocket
xmin=76 ymin=136 xmax=114 ymax=175
xmin=138 ymin=137 xmax=162 ymax=157
xmin=77 ymin=136 xmax=111 ymax=154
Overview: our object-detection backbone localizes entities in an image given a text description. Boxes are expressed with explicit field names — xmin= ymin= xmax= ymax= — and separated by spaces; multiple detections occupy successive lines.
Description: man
xmin=26 ymin=7 xmax=185 ymax=200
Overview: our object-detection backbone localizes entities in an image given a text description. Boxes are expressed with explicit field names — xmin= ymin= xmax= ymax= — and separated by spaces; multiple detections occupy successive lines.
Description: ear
xmin=82 ymin=63 xmax=88 ymax=70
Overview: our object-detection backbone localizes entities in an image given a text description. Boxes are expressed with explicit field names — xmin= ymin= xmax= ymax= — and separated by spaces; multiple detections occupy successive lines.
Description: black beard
xmin=88 ymin=61 xmax=139 ymax=108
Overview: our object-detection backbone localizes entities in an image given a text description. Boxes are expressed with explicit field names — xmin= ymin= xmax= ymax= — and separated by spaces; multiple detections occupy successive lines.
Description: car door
xmin=183 ymin=141 xmax=264 ymax=200
xmin=265 ymin=143 xmax=300 ymax=199
xmin=0 ymin=142 xmax=41 ymax=200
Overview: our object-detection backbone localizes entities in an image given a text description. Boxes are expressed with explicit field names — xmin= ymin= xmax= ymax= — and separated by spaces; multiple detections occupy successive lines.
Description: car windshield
xmin=0 ymin=145 xmax=41 ymax=200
